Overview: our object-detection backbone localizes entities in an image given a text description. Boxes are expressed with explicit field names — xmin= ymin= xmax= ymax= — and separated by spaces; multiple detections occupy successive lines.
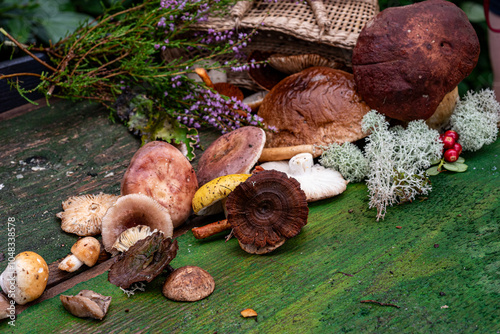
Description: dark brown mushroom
xmin=352 ymin=0 xmax=480 ymax=122
xmin=162 ymin=266 xmax=215 ymax=302
xmin=60 ymin=290 xmax=112 ymax=320
xmin=225 ymin=170 xmax=309 ymax=254
xmin=248 ymin=50 xmax=288 ymax=91
xmin=108 ymin=232 xmax=178 ymax=289
xmin=196 ymin=126 xmax=266 ymax=187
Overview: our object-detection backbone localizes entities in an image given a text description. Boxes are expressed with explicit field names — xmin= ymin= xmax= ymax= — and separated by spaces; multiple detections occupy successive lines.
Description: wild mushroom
xmin=101 ymin=194 xmax=174 ymax=254
xmin=225 ymin=170 xmax=309 ymax=254
xmin=194 ymin=68 xmax=244 ymax=102
xmin=352 ymin=0 xmax=479 ymax=121
xmin=0 ymin=251 xmax=49 ymax=305
xmin=257 ymin=67 xmax=371 ymax=149
xmin=56 ymin=193 xmax=119 ymax=236
xmin=186 ymin=59 xmax=227 ymax=84
xmin=58 ymin=237 xmax=100 ymax=272
xmin=247 ymin=50 xmax=288 ymax=91
xmin=258 ymin=153 xmax=348 ymax=202
xmin=242 ymin=91 xmax=268 ymax=113
xmin=60 ymin=290 xmax=111 ymax=320
xmin=112 ymin=225 xmax=157 ymax=253
xmin=426 ymin=86 xmax=459 ymax=130
xmin=162 ymin=266 xmax=215 ymax=302
xmin=196 ymin=126 xmax=266 ymax=187
xmin=121 ymin=141 xmax=198 ymax=228
xmin=267 ymin=53 xmax=344 ymax=75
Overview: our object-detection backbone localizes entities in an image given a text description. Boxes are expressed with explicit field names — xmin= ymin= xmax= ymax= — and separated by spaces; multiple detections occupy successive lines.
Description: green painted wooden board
xmin=0 ymin=101 xmax=499 ymax=333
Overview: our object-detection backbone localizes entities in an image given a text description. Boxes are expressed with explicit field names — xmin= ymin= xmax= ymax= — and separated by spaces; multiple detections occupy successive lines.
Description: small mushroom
xmin=112 ymin=225 xmax=157 ymax=253
xmin=121 ymin=141 xmax=198 ymax=228
xmin=0 ymin=251 xmax=49 ymax=305
xmin=56 ymin=193 xmax=119 ymax=236
xmin=60 ymin=290 xmax=111 ymax=320
xmin=225 ymin=170 xmax=309 ymax=254
xmin=162 ymin=266 xmax=215 ymax=302
xmin=242 ymin=91 xmax=268 ymax=113
xmin=196 ymin=126 xmax=266 ymax=187
xmin=58 ymin=237 xmax=100 ymax=272
xmin=101 ymin=194 xmax=174 ymax=254
xmin=267 ymin=53 xmax=344 ymax=75
xmin=258 ymin=153 xmax=348 ymax=202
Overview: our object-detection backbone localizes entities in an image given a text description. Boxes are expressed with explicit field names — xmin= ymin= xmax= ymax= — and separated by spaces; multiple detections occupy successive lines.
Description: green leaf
xmin=430 ymin=158 xmax=442 ymax=165
xmin=148 ymin=118 xmax=198 ymax=161
xmin=426 ymin=166 xmax=441 ymax=176
xmin=443 ymin=162 xmax=468 ymax=172
xmin=456 ymin=156 xmax=465 ymax=164
xmin=461 ymin=2 xmax=485 ymax=23
xmin=38 ymin=11 xmax=93 ymax=43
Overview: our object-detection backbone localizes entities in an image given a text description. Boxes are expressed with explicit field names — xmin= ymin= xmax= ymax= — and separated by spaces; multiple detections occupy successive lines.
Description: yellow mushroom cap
xmin=192 ymin=174 xmax=252 ymax=216
xmin=71 ymin=237 xmax=101 ymax=267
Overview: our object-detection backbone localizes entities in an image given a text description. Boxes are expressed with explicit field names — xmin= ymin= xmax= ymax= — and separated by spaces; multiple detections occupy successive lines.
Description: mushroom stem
xmin=259 ymin=145 xmax=323 ymax=162
xmin=192 ymin=219 xmax=231 ymax=239
xmin=194 ymin=68 xmax=215 ymax=89
xmin=59 ymin=254 xmax=84 ymax=272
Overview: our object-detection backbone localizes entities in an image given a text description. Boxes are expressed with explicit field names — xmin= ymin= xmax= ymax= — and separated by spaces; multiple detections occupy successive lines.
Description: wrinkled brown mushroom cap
xmin=60 ymin=290 xmax=111 ymax=320
xmin=258 ymin=67 xmax=371 ymax=148
xmin=226 ymin=170 xmax=308 ymax=253
xmin=352 ymin=0 xmax=479 ymax=121
xmin=121 ymin=141 xmax=198 ymax=228
xmin=196 ymin=127 xmax=266 ymax=187
xmin=162 ymin=266 xmax=215 ymax=302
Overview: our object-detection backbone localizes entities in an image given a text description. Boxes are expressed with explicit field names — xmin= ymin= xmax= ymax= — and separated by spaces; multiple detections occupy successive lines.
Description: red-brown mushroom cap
xmin=225 ymin=170 xmax=308 ymax=253
xmin=352 ymin=0 xmax=480 ymax=121
xmin=121 ymin=141 xmax=198 ymax=228
xmin=196 ymin=126 xmax=266 ymax=187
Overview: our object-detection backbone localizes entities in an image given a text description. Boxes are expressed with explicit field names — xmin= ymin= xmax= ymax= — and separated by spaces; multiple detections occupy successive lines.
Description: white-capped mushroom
xmin=58 ymin=237 xmax=100 ymax=272
xmin=258 ymin=153 xmax=348 ymax=202
xmin=0 ymin=251 xmax=49 ymax=305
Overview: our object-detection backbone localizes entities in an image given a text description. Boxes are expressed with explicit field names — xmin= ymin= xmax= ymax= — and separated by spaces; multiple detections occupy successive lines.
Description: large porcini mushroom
xmin=101 ymin=194 xmax=173 ymax=253
xmin=426 ymin=86 xmax=459 ymax=130
xmin=58 ymin=237 xmax=100 ymax=272
xmin=225 ymin=170 xmax=309 ymax=254
xmin=0 ymin=251 xmax=49 ymax=305
xmin=60 ymin=290 xmax=111 ymax=320
xmin=121 ymin=141 xmax=198 ymax=228
xmin=56 ymin=193 xmax=119 ymax=236
xmin=196 ymin=126 xmax=266 ymax=186
xmin=259 ymin=153 xmax=348 ymax=202
xmin=257 ymin=67 xmax=371 ymax=149
xmin=352 ymin=0 xmax=480 ymax=122
xmin=162 ymin=266 xmax=215 ymax=302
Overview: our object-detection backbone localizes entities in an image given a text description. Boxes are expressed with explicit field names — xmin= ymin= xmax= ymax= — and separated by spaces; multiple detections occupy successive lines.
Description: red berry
xmin=444 ymin=149 xmax=459 ymax=162
xmin=442 ymin=136 xmax=455 ymax=150
xmin=444 ymin=130 xmax=459 ymax=141
xmin=453 ymin=142 xmax=462 ymax=155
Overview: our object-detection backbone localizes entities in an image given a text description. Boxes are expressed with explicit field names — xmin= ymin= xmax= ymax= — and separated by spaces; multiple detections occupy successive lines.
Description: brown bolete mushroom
xmin=225 ymin=170 xmax=309 ymax=254
xmin=101 ymin=194 xmax=173 ymax=254
xmin=162 ymin=266 xmax=215 ymax=302
xmin=58 ymin=237 xmax=100 ymax=272
xmin=196 ymin=126 xmax=266 ymax=187
xmin=352 ymin=0 xmax=480 ymax=122
xmin=121 ymin=141 xmax=198 ymax=228
xmin=257 ymin=67 xmax=371 ymax=149
xmin=60 ymin=290 xmax=111 ymax=320
xmin=56 ymin=193 xmax=119 ymax=236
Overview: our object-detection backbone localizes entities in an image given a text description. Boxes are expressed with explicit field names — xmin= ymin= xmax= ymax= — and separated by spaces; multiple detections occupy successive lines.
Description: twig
xmin=360 ymin=300 xmax=400 ymax=308
xmin=0 ymin=73 xmax=42 ymax=80
xmin=192 ymin=219 xmax=231 ymax=239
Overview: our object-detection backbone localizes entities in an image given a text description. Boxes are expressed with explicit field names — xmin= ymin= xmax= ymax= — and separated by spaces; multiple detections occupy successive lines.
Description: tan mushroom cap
xmin=101 ymin=194 xmax=173 ymax=253
xmin=71 ymin=237 xmax=100 ymax=267
xmin=268 ymin=53 xmax=343 ymax=75
xmin=0 ymin=252 xmax=49 ymax=305
xmin=196 ymin=126 xmax=266 ymax=187
xmin=162 ymin=266 xmax=215 ymax=302
xmin=60 ymin=290 xmax=111 ymax=320
xmin=258 ymin=67 xmax=371 ymax=149
xmin=56 ymin=193 xmax=119 ymax=236
xmin=121 ymin=141 xmax=198 ymax=228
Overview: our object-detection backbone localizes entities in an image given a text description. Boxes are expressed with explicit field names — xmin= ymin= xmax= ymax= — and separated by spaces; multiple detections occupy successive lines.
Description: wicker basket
xmin=170 ymin=0 xmax=379 ymax=90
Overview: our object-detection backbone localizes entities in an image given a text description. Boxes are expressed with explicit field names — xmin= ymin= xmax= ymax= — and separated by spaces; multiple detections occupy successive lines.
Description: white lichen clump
xmin=319 ymin=142 xmax=369 ymax=183
xmin=450 ymin=89 xmax=499 ymax=151
xmin=361 ymin=111 xmax=443 ymax=221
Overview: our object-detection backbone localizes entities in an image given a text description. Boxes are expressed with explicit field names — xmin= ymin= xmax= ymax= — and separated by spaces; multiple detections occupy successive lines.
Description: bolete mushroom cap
xmin=60 ymin=290 xmax=111 ymax=320
xmin=225 ymin=170 xmax=308 ymax=254
xmin=56 ymin=193 xmax=119 ymax=236
xmin=259 ymin=153 xmax=348 ymax=202
xmin=0 ymin=251 xmax=49 ymax=305
xmin=101 ymin=194 xmax=173 ymax=253
xmin=121 ymin=141 xmax=198 ymax=228
xmin=192 ymin=174 xmax=252 ymax=216
xmin=352 ymin=0 xmax=480 ymax=121
xmin=257 ymin=67 xmax=371 ymax=149
xmin=196 ymin=126 xmax=266 ymax=187
xmin=162 ymin=266 xmax=215 ymax=302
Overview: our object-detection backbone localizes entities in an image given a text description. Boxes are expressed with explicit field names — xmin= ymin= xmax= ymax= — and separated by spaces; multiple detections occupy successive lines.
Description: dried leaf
xmin=240 ymin=308 xmax=258 ymax=318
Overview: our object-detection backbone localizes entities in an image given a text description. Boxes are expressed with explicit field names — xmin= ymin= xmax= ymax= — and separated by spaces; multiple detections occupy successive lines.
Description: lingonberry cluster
xmin=439 ymin=130 xmax=463 ymax=163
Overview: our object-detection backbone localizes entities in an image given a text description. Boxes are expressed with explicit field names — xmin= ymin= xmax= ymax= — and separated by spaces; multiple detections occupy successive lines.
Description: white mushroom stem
xmin=259 ymin=145 xmax=323 ymax=162
xmin=59 ymin=254 xmax=84 ymax=273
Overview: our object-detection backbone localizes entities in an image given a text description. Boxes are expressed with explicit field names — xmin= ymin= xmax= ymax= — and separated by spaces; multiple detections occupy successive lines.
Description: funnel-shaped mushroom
xmin=101 ymin=194 xmax=173 ymax=253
